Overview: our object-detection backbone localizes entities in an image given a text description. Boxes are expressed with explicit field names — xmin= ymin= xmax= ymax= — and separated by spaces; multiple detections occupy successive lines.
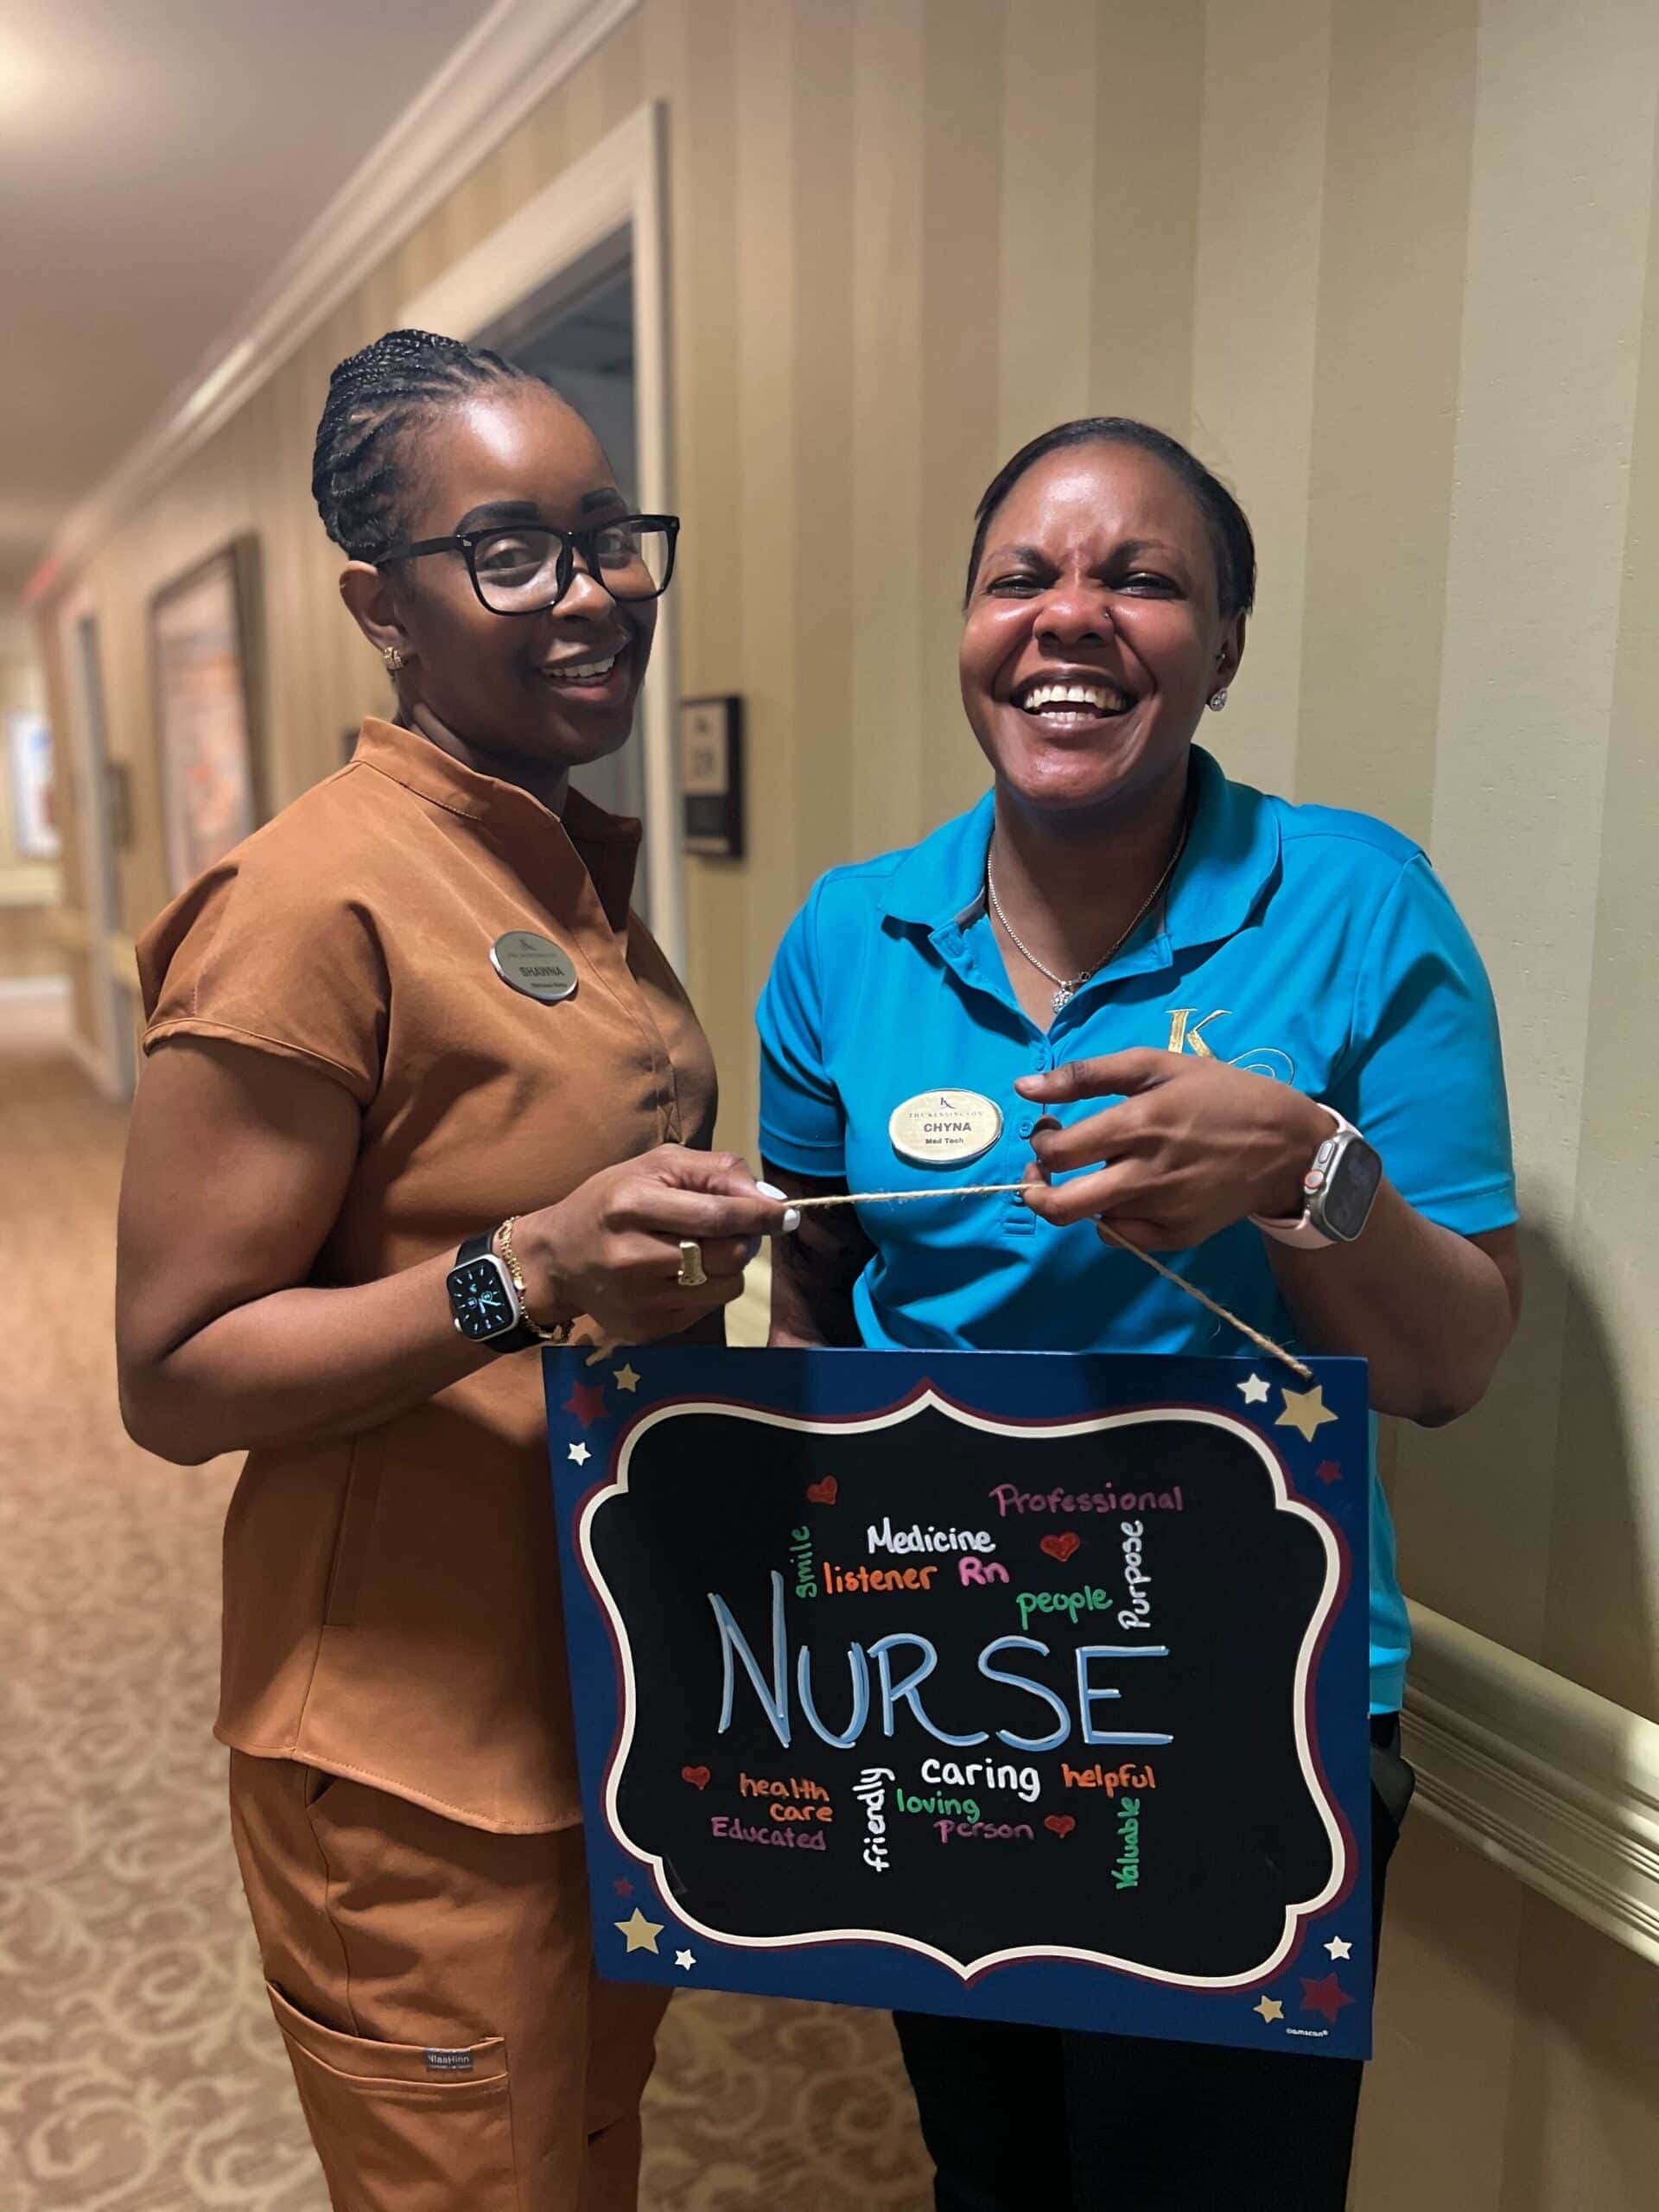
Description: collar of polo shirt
xmin=876 ymin=747 xmax=1283 ymax=979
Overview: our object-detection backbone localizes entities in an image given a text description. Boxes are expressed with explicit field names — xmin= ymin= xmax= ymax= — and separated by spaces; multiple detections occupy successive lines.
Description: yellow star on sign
xmin=1275 ymin=1385 xmax=1338 ymax=1444
xmin=613 ymin=1363 xmax=641 ymax=1393
xmin=614 ymin=1908 xmax=664 ymax=1955
xmin=1254 ymin=1995 xmax=1284 ymax=2023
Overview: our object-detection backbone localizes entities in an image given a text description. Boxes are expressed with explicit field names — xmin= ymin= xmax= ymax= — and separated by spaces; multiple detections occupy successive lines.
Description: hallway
xmin=0 ymin=1011 xmax=931 ymax=2210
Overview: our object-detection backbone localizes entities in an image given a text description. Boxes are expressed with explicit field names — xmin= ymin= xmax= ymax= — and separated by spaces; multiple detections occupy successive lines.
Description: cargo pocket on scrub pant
xmin=265 ymin=1979 xmax=518 ymax=2212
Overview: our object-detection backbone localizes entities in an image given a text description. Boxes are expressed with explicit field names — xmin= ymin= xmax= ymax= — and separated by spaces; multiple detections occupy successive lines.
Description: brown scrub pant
xmin=228 ymin=1752 xmax=669 ymax=2212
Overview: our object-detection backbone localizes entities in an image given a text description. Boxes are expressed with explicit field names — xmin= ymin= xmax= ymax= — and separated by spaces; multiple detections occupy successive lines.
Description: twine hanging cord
xmin=782 ymin=1180 xmax=1313 ymax=1382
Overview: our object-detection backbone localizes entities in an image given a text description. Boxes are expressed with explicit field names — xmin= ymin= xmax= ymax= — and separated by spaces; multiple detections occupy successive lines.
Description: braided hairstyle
xmin=311 ymin=328 xmax=538 ymax=562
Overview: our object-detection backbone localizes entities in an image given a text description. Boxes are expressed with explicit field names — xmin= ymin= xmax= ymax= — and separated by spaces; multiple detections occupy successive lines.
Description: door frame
xmin=397 ymin=100 xmax=684 ymax=972
xmin=59 ymin=587 xmax=135 ymax=1096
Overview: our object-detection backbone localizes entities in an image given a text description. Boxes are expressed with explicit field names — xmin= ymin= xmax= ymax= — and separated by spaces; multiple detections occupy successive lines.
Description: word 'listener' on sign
xmin=550 ymin=1347 xmax=1373 ymax=2058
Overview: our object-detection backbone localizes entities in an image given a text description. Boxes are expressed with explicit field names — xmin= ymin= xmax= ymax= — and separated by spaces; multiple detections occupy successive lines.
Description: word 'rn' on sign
xmin=550 ymin=1346 xmax=1373 ymax=2059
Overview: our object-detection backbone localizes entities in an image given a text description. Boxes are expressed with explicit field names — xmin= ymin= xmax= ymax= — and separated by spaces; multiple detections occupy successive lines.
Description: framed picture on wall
xmin=149 ymin=537 xmax=264 ymax=896
xmin=6 ymin=710 xmax=59 ymax=860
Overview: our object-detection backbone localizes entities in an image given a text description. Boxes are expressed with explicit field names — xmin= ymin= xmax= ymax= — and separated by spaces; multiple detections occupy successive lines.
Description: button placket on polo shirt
xmin=927 ymin=918 xmax=1046 ymax=1240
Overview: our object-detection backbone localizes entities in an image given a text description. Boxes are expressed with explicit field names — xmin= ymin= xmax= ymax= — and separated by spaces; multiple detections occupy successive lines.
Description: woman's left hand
xmin=1014 ymin=1050 xmax=1334 ymax=1252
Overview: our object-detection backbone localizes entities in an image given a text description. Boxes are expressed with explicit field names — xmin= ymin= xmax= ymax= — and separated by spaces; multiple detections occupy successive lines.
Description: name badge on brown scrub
xmin=490 ymin=931 xmax=579 ymax=1003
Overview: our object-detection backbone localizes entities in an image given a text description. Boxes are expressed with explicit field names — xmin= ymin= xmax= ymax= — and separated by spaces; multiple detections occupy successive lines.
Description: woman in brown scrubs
xmin=116 ymin=328 xmax=781 ymax=2212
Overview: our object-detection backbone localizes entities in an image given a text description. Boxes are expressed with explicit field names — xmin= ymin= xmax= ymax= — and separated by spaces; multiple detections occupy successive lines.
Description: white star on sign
xmin=614 ymin=1908 xmax=664 ymax=1954
xmin=675 ymin=1948 xmax=696 ymax=1971
xmin=1325 ymin=1936 xmax=1353 ymax=1961
xmin=613 ymin=1363 xmax=642 ymax=1393
xmin=1237 ymin=1373 xmax=1271 ymax=1406
xmin=568 ymin=1441 xmax=591 ymax=1465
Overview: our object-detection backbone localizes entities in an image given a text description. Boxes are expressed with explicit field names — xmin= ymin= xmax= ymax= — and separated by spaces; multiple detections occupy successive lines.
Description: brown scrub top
xmin=137 ymin=716 xmax=718 ymax=1833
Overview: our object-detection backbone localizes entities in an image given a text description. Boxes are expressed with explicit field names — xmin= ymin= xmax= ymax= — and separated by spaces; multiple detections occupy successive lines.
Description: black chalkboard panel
xmin=550 ymin=1348 xmax=1372 ymax=2059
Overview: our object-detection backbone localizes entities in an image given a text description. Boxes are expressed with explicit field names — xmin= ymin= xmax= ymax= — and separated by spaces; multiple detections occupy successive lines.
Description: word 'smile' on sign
xmin=549 ymin=1346 xmax=1372 ymax=2059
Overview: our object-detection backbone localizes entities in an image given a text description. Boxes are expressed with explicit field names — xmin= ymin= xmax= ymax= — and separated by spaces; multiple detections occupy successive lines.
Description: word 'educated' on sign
xmin=549 ymin=1346 xmax=1373 ymax=2058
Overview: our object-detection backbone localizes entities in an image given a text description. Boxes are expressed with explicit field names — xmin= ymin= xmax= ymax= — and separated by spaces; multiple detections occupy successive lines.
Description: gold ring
xmin=676 ymin=1239 xmax=708 ymax=1289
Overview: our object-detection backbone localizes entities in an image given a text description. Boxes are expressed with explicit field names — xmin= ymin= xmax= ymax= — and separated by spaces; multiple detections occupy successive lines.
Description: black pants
xmin=894 ymin=1717 xmax=1413 ymax=2212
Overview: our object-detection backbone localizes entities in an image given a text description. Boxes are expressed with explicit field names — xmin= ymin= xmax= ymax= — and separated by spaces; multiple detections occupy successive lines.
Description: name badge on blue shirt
xmin=889 ymin=1090 xmax=1003 ymax=1167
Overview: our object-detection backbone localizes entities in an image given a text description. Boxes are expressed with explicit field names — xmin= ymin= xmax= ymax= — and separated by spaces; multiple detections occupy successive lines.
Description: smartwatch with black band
xmin=445 ymin=1232 xmax=541 ymax=1352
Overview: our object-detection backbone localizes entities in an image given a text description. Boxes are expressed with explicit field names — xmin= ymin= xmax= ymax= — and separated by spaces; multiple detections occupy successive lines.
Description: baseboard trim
xmin=1402 ymin=1599 xmax=1659 ymax=1965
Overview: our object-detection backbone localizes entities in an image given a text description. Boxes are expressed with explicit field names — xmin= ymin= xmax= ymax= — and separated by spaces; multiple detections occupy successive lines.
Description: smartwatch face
xmin=1321 ymin=1137 xmax=1383 ymax=1241
xmin=450 ymin=1257 xmax=515 ymax=1339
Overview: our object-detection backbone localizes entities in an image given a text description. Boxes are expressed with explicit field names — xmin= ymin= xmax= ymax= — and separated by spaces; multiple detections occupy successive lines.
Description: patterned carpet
xmin=0 ymin=1001 xmax=932 ymax=2212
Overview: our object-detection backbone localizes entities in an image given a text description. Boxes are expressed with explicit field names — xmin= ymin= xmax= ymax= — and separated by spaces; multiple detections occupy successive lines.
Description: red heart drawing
xmin=681 ymin=1765 xmax=710 ymax=1790
xmin=1040 ymin=1532 xmax=1081 ymax=1563
xmin=805 ymin=1477 xmax=838 ymax=1506
xmin=1045 ymin=1815 xmax=1076 ymax=1838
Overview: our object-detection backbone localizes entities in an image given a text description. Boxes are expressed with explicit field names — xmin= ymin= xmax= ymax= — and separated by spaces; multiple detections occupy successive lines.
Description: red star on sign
xmin=1300 ymin=1973 xmax=1356 ymax=2025
xmin=1313 ymin=1460 xmax=1343 ymax=1486
xmin=613 ymin=1878 xmax=633 ymax=1898
xmin=563 ymin=1381 xmax=609 ymax=1427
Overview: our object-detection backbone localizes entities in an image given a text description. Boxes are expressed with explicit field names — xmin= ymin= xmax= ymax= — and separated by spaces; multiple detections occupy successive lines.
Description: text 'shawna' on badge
xmin=490 ymin=931 xmax=579 ymax=1003
xmin=887 ymin=1090 xmax=1003 ymax=1168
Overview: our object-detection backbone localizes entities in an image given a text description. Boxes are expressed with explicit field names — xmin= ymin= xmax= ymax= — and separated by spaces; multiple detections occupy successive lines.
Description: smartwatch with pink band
xmin=1250 ymin=1107 xmax=1382 ymax=1249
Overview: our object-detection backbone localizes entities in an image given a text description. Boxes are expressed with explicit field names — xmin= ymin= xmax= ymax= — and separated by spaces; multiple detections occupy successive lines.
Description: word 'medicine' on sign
xmin=550 ymin=1347 xmax=1373 ymax=2059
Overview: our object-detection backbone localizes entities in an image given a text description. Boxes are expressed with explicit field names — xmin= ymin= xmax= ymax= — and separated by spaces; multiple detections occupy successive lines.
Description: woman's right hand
xmin=515 ymin=1147 xmax=787 ymax=1343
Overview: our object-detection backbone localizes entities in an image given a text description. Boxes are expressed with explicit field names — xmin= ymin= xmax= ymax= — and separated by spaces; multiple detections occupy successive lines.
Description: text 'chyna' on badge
xmin=490 ymin=931 xmax=579 ymax=1003
xmin=888 ymin=1090 xmax=1003 ymax=1168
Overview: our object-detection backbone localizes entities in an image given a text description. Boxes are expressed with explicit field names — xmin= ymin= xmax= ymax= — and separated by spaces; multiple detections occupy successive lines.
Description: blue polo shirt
xmin=757 ymin=747 xmax=1516 ymax=1713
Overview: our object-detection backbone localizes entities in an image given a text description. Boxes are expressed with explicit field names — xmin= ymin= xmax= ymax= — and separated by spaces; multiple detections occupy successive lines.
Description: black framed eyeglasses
xmin=373 ymin=513 xmax=679 ymax=615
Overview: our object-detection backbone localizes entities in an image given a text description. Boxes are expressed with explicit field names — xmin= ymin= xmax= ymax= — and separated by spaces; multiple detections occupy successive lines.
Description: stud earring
xmin=1207 ymin=687 xmax=1229 ymax=711
xmin=382 ymin=645 xmax=406 ymax=673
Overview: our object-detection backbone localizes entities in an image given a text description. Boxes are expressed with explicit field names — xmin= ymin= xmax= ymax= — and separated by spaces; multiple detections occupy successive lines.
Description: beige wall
xmin=36 ymin=2 xmax=1658 ymax=2199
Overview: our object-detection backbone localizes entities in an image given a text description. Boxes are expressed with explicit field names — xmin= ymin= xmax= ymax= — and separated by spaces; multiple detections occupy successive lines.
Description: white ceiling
xmin=0 ymin=0 xmax=496 ymax=604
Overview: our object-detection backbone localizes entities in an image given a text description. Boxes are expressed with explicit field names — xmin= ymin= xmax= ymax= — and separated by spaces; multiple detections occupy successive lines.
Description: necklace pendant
xmin=1052 ymin=984 xmax=1074 ymax=1012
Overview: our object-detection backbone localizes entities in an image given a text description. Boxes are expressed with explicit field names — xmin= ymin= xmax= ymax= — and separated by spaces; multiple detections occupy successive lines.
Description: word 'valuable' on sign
xmin=549 ymin=1347 xmax=1373 ymax=2059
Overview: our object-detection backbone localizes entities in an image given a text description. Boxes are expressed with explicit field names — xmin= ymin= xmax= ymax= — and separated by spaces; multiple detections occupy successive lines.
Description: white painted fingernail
xmin=756 ymin=1180 xmax=802 ymax=1234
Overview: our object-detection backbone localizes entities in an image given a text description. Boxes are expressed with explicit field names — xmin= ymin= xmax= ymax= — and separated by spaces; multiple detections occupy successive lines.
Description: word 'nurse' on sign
xmin=710 ymin=1567 xmax=1172 ymax=1753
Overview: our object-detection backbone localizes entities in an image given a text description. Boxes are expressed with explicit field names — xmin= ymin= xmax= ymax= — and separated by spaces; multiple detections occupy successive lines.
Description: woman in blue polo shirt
xmin=757 ymin=418 xmax=1521 ymax=2210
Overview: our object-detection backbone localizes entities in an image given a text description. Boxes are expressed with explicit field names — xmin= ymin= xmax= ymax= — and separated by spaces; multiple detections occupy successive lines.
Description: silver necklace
xmin=987 ymin=817 xmax=1190 ymax=1013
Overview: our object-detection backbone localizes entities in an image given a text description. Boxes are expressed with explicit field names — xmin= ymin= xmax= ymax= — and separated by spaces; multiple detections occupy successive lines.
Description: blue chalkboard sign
xmin=549 ymin=1347 xmax=1372 ymax=2060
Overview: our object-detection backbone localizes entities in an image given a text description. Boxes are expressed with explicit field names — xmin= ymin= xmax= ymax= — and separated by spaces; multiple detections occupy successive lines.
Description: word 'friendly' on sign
xmin=550 ymin=1347 xmax=1372 ymax=2058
